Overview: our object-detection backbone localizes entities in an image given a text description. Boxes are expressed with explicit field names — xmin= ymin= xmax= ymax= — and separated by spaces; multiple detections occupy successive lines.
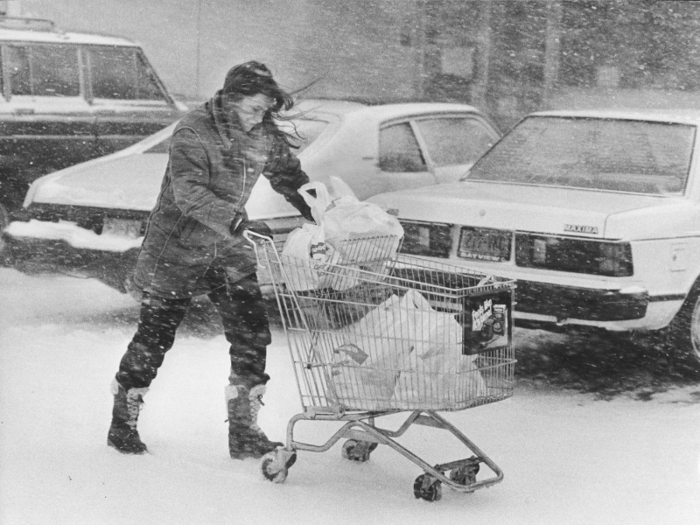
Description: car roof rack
xmin=0 ymin=16 xmax=56 ymax=32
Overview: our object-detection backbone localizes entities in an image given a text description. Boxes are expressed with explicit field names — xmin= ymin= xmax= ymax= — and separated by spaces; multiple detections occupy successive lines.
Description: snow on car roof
xmin=533 ymin=109 xmax=700 ymax=125
xmin=0 ymin=27 xmax=140 ymax=47
xmin=294 ymin=99 xmax=366 ymax=115
xmin=358 ymin=102 xmax=484 ymax=121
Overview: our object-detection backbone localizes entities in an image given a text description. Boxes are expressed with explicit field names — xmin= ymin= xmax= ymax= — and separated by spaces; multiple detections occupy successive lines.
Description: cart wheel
xmin=413 ymin=474 xmax=442 ymax=502
xmin=450 ymin=457 xmax=480 ymax=486
xmin=449 ymin=463 xmax=479 ymax=486
xmin=341 ymin=439 xmax=378 ymax=462
xmin=260 ymin=449 xmax=297 ymax=484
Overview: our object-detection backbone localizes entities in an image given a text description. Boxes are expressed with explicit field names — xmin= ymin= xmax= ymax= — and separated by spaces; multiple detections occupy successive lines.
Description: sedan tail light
xmin=399 ymin=220 xmax=452 ymax=258
xmin=515 ymin=233 xmax=633 ymax=276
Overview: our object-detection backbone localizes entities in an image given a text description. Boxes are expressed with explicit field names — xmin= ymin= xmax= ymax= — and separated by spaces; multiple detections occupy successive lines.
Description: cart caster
xmin=260 ymin=448 xmax=297 ymax=484
xmin=413 ymin=474 xmax=442 ymax=502
xmin=450 ymin=459 xmax=480 ymax=486
xmin=341 ymin=439 xmax=378 ymax=462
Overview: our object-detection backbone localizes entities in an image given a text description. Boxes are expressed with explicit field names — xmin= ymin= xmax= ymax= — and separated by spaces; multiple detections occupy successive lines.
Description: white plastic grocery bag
xmin=326 ymin=289 xmax=484 ymax=410
xmin=297 ymin=177 xmax=404 ymax=252
xmin=280 ymin=223 xmax=339 ymax=291
xmin=327 ymin=293 xmax=406 ymax=409
xmin=328 ymin=343 xmax=399 ymax=410
xmin=328 ymin=288 xmax=486 ymax=409
xmin=281 ymin=178 xmax=403 ymax=291
xmin=391 ymin=347 xmax=487 ymax=409
xmin=297 ymin=180 xmax=337 ymax=225
xmin=390 ymin=291 xmax=486 ymax=408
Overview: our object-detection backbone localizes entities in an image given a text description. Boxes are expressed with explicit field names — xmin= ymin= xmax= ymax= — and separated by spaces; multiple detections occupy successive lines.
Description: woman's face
xmin=229 ymin=93 xmax=273 ymax=132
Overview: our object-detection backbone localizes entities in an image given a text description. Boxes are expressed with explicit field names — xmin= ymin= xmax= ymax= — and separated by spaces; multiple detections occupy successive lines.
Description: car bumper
xmin=4 ymin=216 xmax=305 ymax=292
xmin=4 ymin=229 xmax=140 ymax=292
xmin=516 ymin=280 xmax=648 ymax=321
xmin=409 ymin=254 xmax=686 ymax=332
xmin=513 ymin=279 xmax=685 ymax=331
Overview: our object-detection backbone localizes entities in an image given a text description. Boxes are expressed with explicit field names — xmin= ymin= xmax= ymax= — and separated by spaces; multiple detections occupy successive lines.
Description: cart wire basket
xmin=246 ymin=231 xmax=516 ymax=502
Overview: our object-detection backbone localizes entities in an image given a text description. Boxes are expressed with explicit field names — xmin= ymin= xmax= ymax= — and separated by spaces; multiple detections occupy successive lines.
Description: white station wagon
xmin=0 ymin=17 xmax=186 ymax=237
xmin=368 ymin=110 xmax=700 ymax=367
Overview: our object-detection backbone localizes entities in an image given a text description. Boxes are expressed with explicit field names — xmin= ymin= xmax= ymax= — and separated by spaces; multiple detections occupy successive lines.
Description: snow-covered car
xmin=3 ymin=99 xmax=499 ymax=292
xmin=367 ymin=110 xmax=700 ymax=367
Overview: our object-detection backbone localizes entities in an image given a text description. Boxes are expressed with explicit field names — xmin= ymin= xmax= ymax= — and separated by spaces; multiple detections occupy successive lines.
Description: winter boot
xmin=226 ymin=382 xmax=283 ymax=460
xmin=107 ymin=379 xmax=148 ymax=454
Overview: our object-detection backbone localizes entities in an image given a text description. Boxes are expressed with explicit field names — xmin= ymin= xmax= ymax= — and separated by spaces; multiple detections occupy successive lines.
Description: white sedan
xmin=4 ymin=99 xmax=499 ymax=292
xmin=367 ymin=110 xmax=700 ymax=368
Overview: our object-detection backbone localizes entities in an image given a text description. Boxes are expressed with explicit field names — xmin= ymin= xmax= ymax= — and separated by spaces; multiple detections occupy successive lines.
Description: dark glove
xmin=298 ymin=202 xmax=314 ymax=223
xmin=231 ymin=220 xmax=272 ymax=239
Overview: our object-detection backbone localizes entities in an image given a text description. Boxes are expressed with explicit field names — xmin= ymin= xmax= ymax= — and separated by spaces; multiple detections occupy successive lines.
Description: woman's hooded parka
xmin=133 ymin=91 xmax=311 ymax=298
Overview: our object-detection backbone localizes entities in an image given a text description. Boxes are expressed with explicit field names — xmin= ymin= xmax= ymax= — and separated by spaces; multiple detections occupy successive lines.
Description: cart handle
xmin=243 ymin=230 xmax=274 ymax=269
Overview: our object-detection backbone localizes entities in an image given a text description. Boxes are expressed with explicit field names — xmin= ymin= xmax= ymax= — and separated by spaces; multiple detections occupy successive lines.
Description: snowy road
xmin=1 ymin=268 xmax=699 ymax=525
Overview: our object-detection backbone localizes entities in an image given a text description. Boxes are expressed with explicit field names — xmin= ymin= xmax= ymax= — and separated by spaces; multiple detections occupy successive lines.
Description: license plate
xmin=102 ymin=218 xmax=143 ymax=238
xmin=458 ymin=227 xmax=511 ymax=261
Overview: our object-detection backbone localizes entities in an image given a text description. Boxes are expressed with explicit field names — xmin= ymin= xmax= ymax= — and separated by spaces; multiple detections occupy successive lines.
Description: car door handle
xmin=14 ymin=108 xmax=35 ymax=115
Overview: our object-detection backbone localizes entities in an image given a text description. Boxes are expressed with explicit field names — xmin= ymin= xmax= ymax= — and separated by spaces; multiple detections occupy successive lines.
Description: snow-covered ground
xmin=1 ymin=268 xmax=699 ymax=525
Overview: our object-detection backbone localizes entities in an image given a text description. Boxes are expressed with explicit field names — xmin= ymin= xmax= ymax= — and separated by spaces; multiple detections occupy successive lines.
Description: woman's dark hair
xmin=223 ymin=61 xmax=303 ymax=146
xmin=222 ymin=61 xmax=293 ymax=113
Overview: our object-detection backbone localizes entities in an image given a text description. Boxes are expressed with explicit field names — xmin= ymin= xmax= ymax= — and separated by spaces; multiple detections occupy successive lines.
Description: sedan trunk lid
xmin=371 ymin=180 xmax=685 ymax=239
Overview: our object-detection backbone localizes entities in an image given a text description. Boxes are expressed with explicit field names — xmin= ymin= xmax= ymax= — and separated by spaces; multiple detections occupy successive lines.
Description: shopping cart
xmin=246 ymin=231 xmax=516 ymax=502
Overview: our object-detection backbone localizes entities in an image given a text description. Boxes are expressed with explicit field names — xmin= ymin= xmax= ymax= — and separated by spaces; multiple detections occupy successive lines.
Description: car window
xmin=88 ymin=46 xmax=165 ymax=101
xmin=6 ymin=45 xmax=31 ymax=95
xmin=379 ymin=122 xmax=427 ymax=172
xmin=34 ymin=45 xmax=81 ymax=97
xmin=6 ymin=44 xmax=80 ymax=97
xmin=468 ymin=116 xmax=695 ymax=195
xmin=416 ymin=117 xmax=495 ymax=166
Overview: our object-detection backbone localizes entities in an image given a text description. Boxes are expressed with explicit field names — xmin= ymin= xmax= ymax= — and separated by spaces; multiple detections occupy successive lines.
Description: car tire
xmin=668 ymin=280 xmax=700 ymax=372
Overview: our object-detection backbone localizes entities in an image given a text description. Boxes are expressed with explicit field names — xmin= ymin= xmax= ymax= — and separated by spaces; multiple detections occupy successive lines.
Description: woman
xmin=107 ymin=61 xmax=313 ymax=459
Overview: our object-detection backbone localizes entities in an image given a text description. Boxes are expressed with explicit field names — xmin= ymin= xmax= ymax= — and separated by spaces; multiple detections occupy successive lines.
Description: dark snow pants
xmin=115 ymin=269 xmax=271 ymax=391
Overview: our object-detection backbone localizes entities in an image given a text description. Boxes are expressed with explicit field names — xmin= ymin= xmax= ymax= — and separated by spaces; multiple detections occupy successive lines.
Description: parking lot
xmin=1 ymin=268 xmax=699 ymax=525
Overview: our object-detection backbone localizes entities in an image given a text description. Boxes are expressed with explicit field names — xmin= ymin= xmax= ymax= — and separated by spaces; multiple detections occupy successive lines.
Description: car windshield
xmin=465 ymin=116 xmax=695 ymax=195
xmin=143 ymin=117 xmax=330 ymax=154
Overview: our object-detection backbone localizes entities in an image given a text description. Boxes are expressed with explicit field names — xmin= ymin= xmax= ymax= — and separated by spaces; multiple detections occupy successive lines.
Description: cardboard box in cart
xmin=463 ymin=290 xmax=512 ymax=355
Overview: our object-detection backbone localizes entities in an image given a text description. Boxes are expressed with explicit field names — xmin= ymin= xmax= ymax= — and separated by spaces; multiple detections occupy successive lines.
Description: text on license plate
xmin=458 ymin=227 xmax=511 ymax=261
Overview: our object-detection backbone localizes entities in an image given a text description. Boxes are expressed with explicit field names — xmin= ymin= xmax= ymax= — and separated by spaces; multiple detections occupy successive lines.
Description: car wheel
xmin=669 ymin=281 xmax=700 ymax=371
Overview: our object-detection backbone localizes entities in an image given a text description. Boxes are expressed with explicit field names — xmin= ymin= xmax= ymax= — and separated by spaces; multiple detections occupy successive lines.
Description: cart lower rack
xmin=247 ymin=232 xmax=516 ymax=502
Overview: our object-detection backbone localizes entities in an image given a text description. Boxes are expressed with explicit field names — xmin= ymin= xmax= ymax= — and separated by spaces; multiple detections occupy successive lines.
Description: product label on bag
xmin=309 ymin=241 xmax=332 ymax=268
